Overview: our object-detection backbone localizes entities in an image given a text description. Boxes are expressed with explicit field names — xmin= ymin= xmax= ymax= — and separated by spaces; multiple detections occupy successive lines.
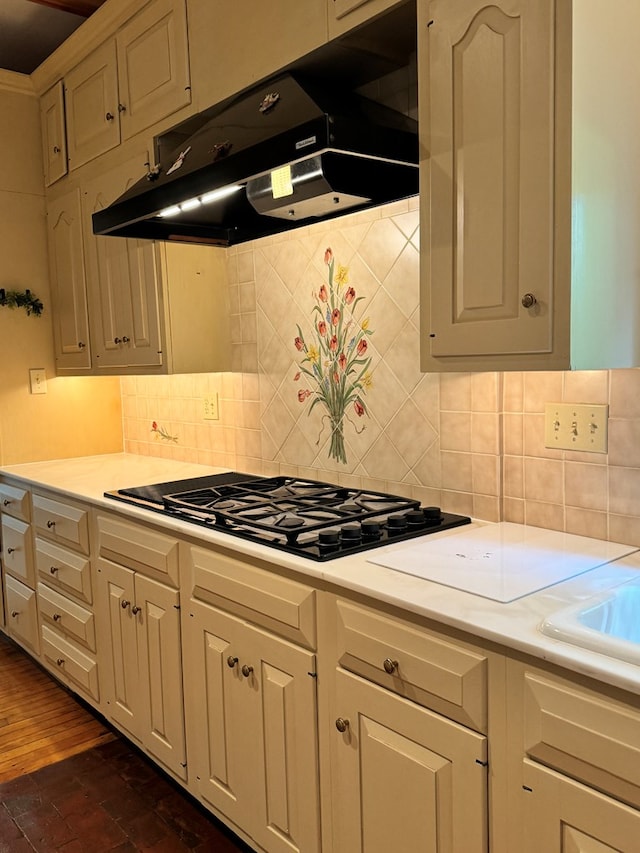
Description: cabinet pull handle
xmin=521 ymin=292 xmax=537 ymax=309
xmin=53 ymin=145 xmax=61 ymax=153
xmin=7 ymin=547 xmax=16 ymax=554
xmin=106 ymin=112 xmax=114 ymax=121
xmin=227 ymin=656 xmax=239 ymax=668
xmin=121 ymin=599 xmax=131 ymax=609
xmin=114 ymin=337 xmax=123 ymax=344
xmin=122 ymin=336 xmax=130 ymax=343
xmin=2 ymin=499 xmax=10 ymax=506
xmin=241 ymin=664 xmax=253 ymax=678
xmin=383 ymin=658 xmax=399 ymax=674
xmin=78 ymin=341 xmax=86 ymax=349
xmin=53 ymin=613 xmax=62 ymax=621
xmin=47 ymin=520 xmax=56 ymax=528
xmin=10 ymin=610 xmax=19 ymax=618
xmin=50 ymin=566 xmax=59 ymax=574
xmin=132 ymin=605 xmax=141 ymax=615
xmin=335 ymin=717 xmax=350 ymax=733
xmin=118 ymin=103 xmax=127 ymax=113
xmin=56 ymin=658 xmax=65 ymax=666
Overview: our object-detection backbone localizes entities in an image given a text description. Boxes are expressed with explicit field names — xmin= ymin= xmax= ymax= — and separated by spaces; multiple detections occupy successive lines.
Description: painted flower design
xmin=293 ymin=248 xmax=373 ymax=464
xmin=150 ymin=421 xmax=178 ymax=443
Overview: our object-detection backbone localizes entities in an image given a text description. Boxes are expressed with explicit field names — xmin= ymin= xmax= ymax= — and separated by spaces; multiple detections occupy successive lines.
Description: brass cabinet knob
xmin=118 ymin=103 xmax=127 ymax=113
xmin=10 ymin=610 xmax=18 ymax=618
xmin=53 ymin=145 xmax=61 ymax=153
xmin=50 ymin=566 xmax=58 ymax=574
xmin=241 ymin=664 xmax=253 ymax=678
xmin=227 ymin=656 xmax=239 ymax=668
xmin=3 ymin=499 xmax=10 ymax=506
xmin=335 ymin=717 xmax=350 ymax=733
xmin=78 ymin=341 xmax=86 ymax=349
xmin=47 ymin=520 xmax=56 ymax=528
xmin=122 ymin=336 xmax=130 ymax=343
xmin=56 ymin=658 xmax=65 ymax=666
xmin=521 ymin=293 xmax=537 ymax=309
xmin=106 ymin=112 xmax=114 ymax=121
xmin=114 ymin=337 xmax=123 ymax=344
xmin=121 ymin=600 xmax=131 ymax=609
xmin=132 ymin=605 xmax=141 ymax=615
xmin=7 ymin=547 xmax=16 ymax=554
xmin=53 ymin=613 xmax=61 ymax=621
xmin=383 ymin=658 xmax=399 ymax=674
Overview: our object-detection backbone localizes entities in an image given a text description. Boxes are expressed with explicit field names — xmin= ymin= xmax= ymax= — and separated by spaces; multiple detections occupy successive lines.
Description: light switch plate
xmin=29 ymin=368 xmax=47 ymax=394
xmin=203 ymin=393 xmax=219 ymax=420
xmin=544 ymin=402 xmax=608 ymax=453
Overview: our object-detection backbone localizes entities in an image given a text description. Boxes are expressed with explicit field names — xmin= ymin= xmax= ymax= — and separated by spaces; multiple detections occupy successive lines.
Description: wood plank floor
xmin=0 ymin=632 xmax=114 ymax=783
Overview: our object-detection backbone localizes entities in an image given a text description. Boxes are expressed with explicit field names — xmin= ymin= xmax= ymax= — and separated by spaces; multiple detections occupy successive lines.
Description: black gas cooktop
xmin=105 ymin=473 xmax=471 ymax=561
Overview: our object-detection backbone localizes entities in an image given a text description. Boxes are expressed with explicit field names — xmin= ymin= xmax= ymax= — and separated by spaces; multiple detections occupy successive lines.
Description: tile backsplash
xmin=122 ymin=200 xmax=640 ymax=548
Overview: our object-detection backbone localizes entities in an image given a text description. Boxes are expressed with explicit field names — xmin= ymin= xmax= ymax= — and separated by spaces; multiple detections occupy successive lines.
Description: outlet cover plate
xmin=203 ymin=393 xmax=219 ymax=420
xmin=544 ymin=402 xmax=608 ymax=453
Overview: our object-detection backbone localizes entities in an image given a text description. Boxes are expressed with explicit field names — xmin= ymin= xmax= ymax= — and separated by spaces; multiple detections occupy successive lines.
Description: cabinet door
xmin=5 ymin=575 xmax=40 ymax=655
xmin=97 ymin=560 xmax=140 ymax=736
xmin=65 ymin=40 xmax=120 ymax=170
xmin=83 ymin=153 xmax=163 ymax=369
xmin=184 ymin=601 xmax=320 ymax=853
xmin=135 ymin=574 xmax=186 ymax=780
xmin=331 ymin=669 xmax=488 ymax=852
xmin=522 ymin=761 xmax=640 ymax=852
xmin=420 ymin=0 xmax=556 ymax=369
xmin=117 ymin=0 xmax=191 ymax=140
xmin=47 ymin=189 xmax=92 ymax=372
xmin=1 ymin=515 xmax=34 ymax=588
xmin=40 ymin=81 xmax=67 ymax=186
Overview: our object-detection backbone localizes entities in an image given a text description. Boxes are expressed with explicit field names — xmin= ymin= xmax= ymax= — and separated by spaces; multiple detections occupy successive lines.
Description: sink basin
xmin=540 ymin=575 xmax=640 ymax=665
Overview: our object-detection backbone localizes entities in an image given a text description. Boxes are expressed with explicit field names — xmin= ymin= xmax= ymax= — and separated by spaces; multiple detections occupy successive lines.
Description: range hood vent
xmin=92 ymin=67 xmax=418 ymax=247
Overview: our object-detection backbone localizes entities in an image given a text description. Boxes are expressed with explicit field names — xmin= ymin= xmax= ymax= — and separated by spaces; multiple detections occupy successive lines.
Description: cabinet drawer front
xmin=35 ymin=538 xmax=92 ymax=604
xmin=188 ymin=545 xmax=316 ymax=649
xmin=38 ymin=582 xmax=96 ymax=651
xmin=5 ymin=575 xmax=40 ymax=654
xmin=0 ymin=483 xmax=31 ymax=521
xmin=97 ymin=513 xmax=179 ymax=585
xmin=33 ymin=495 xmax=89 ymax=554
xmin=336 ymin=600 xmax=487 ymax=732
xmin=523 ymin=672 xmax=640 ymax=809
xmin=41 ymin=623 xmax=100 ymax=702
xmin=2 ymin=515 xmax=34 ymax=587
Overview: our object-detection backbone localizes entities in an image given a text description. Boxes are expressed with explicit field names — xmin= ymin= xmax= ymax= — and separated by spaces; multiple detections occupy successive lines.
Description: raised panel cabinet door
xmin=331 ymin=669 xmax=488 ymax=853
xmin=117 ymin=0 xmax=191 ymax=140
xmin=47 ymin=189 xmax=92 ymax=372
xmin=421 ymin=0 xmax=556 ymax=366
xmin=96 ymin=560 xmax=140 ymax=737
xmin=65 ymin=40 xmax=120 ymax=170
xmin=1 ymin=514 xmax=35 ymax=588
xmin=134 ymin=574 xmax=186 ymax=780
xmin=5 ymin=575 xmax=40 ymax=655
xmin=522 ymin=760 xmax=640 ymax=852
xmin=40 ymin=81 xmax=67 ymax=186
xmin=83 ymin=153 xmax=163 ymax=370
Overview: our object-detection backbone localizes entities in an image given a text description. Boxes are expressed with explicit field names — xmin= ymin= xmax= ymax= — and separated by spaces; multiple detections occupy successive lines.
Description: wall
xmin=0 ymin=73 xmax=123 ymax=465
xmin=121 ymin=196 xmax=640 ymax=549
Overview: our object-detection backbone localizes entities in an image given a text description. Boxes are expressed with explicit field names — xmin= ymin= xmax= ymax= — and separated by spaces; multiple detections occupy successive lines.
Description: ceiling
xmin=0 ymin=0 xmax=106 ymax=75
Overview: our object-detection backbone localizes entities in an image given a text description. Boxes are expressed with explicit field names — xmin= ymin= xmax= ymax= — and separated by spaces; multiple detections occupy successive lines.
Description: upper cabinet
xmin=328 ymin=0 xmax=407 ymax=39
xmin=420 ymin=0 xmax=640 ymax=371
xmin=40 ymin=81 xmax=68 ymax=187
xmin=186 ymin=0 xmax=327 ymax=110
xmin=64 ymin=0 xmax=190 ymax=171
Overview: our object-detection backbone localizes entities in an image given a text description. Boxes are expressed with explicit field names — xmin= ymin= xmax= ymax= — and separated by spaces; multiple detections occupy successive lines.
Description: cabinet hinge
xmin=475 ymin=758 xmax=488 ymax=767
xmin=180 ymin=762 xmax=187 ymax=768
xmin=522 ymin=785 xmax=533 ymax=793
xmin=427 ymin=19 xmax=434 ymax=27
xmin=307 ymin=671 xmax=317 ymax=678
xmin=173 ymin=604 xmax=180 ymax=610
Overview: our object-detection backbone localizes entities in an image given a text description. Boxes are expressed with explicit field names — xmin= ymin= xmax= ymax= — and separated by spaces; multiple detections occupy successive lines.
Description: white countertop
xmin=3 ymin=452 xmax=640 ymax=696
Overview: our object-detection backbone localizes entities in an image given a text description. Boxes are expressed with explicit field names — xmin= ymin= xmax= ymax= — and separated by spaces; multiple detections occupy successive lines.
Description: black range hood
xmin=92 ymin=70 xmax=419 ymax=247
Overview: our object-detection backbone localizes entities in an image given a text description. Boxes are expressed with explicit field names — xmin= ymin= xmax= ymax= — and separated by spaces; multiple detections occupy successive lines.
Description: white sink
xmin=540 ymin=575 xmax=640 ymax=665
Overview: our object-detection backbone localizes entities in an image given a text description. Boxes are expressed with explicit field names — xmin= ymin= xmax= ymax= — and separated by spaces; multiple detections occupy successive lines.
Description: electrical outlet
xmin=203 ymin=393 xmax=220 ymax=420
xmin=29 ymin=368 xmax=47 ymax=395
xmin=544 ymin=403 xmax=608 ymax=453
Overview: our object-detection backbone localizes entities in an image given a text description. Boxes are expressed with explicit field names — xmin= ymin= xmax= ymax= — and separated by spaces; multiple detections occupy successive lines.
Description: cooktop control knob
xmin=361 ymin=520 xmax=381 ymax=539
xmin=318 ymin=530 xmax=340 ymax=547
xmin=340 ymin=523 xmax=362 ymax=542
xmin=423 ymin=506 xmax=443 ymax=526
xmin=387 ymin=514 xmax=408 ymax=533
xmin=405 ymin=510 xmax=426 ymax=528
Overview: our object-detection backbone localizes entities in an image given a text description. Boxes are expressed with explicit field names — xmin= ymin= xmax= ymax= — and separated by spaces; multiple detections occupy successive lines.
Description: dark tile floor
xmin=0 ymin=737 xmax=251 ymax=852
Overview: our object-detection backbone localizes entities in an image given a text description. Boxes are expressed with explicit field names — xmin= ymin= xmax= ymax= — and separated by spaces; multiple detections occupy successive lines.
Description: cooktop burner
xmin=105 ymin=474 xmax=471 ymax=560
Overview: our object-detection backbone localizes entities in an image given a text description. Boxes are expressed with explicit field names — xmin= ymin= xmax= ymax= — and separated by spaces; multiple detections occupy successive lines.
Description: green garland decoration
xmin=0 ymin=288 xmax=44 ymax=316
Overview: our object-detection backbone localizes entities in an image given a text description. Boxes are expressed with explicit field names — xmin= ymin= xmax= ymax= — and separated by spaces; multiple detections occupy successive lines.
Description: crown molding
xmin=0 ymin=69 xmax=36 ymax=96
xmin=30 ymin=0 xmax=150 ymax=95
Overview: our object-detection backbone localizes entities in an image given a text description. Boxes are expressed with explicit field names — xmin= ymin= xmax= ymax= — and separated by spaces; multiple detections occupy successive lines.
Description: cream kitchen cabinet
xmin=187 ymin=0 xmax=327 ymax=111
xmin=95 ymin=513 xmax=186 ymax=780
xmin=328 ymin=0 xmax=406 ymax=40
xmin=47 ymin=188 xmax=92 ymax=372
xmin=321 ymin=595 xmax=489 ymax=853
xmin=64 ymin=0 xmax=190 ymax=171
xmin=1 ymin=483 xmax=37 ymax=652
xmin=183 ymin=545 xmax=320 ymax=853
xmin=40 ymin=81 xmax=68 ymax=187
xmin=420 ymin=0 xmax=640 ymax=371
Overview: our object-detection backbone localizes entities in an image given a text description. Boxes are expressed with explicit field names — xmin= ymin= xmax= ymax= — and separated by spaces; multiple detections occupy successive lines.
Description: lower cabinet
xmin=97 ymin=559 xmax=186 ymax=779
xmin=5 ymin=574 xmax=40 ymax=655
xmin=183 ymin=599 xmax=321 ymax=853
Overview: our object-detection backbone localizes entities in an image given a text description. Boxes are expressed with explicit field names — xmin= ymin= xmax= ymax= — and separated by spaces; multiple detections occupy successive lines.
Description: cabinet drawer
xmin=35 ymin=538 xmax=92 ymax=604
xmin=1 ymin=514 xmax=35 ymax=587
xmin=33 ymin=494 xmax=89 ymax=554
xmin=335 ymin=599 xmax=487 ymax=732
xmin=5 ymin=574 xmax=40 ymax=654
xmin=41 ymin=623 xmax=99 ymax=702
xmin=38 ymin=582 xmax=96 ymax=651
xmin=0 ymin=482 xmax=31 ymax=521
xmin=523 ymin=671 xmax=640 ymax=809
xmin=188 ymin=545 xmax=316 ymax=649
xmin=96 ymin=513 xmax=179 ymax=586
